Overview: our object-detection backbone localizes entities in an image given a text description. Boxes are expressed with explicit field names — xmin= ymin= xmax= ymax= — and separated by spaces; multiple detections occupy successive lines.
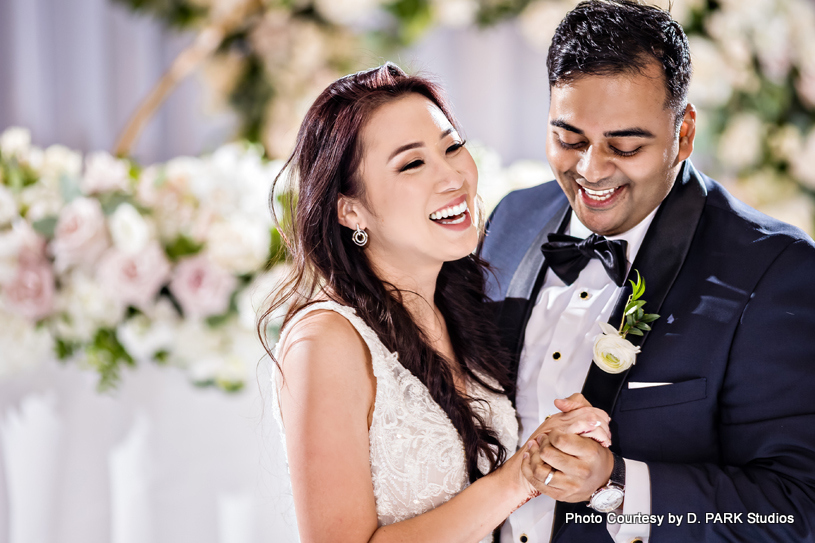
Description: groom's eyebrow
xmin=550 ymin=118 xmax=655 ymax=138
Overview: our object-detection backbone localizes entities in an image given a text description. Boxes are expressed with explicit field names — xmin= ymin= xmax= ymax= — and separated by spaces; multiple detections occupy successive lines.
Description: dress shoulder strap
xmin=274 ymin=300 xmax=392 ymax=366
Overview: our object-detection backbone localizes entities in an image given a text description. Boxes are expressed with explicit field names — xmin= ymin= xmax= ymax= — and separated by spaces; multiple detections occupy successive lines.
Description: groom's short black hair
xmin=547 ymin=0 xmax=692 ymax=130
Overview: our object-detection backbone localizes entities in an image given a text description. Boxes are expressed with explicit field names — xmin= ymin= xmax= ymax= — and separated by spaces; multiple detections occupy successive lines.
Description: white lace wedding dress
xmin=270 ymin=301 xmax=518 ymax=542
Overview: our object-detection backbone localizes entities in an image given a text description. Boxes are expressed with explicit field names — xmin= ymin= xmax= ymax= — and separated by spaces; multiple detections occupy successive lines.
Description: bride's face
xmin=341 ymin=93 xmax=479 ymax=272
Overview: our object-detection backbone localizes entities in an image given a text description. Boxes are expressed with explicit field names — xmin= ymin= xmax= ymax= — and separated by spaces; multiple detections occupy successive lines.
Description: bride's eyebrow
xmin=387 ymin=129 xmax=456 ymax=161
xmin=389 ymin=142 xmax=423 ymax=161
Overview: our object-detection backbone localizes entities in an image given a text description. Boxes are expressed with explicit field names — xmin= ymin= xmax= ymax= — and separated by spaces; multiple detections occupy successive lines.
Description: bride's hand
xmin=528 ymin=393 xmax=611 ymax=448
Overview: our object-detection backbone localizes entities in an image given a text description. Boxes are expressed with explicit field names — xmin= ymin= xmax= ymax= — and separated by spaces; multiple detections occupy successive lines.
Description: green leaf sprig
xmin=619 ymin=270 xmax=660 ymax=338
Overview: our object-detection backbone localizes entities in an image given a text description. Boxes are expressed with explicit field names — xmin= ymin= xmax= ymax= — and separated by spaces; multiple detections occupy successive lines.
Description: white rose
xmin=41 ymin=144 xmax=83 ymax=180
xmin=519 ymin=0 xmax=579 ymax=52
xmin=206 ymin=218 xmax=270 ymax=274
xmin=792 ymin=129 xmax=815 ymax=190
xmin=54 ymin=271 xmax=125 ymax=342
xmin=687 ymin=37 xmax=734 ymax=107
xmin=51 ymin=197 xmax=110 ymax=272
xmin=82 ymin=151 xmax=131 ymax=194
xmin=592 ymin=322 xmax=640 ymax=374
xmin=96 ymin=242 xmax=171 ymax=309
xmin=0 ymin=308 xmax=52 ymax=377
xmin=0 ymin=127 xmax=32 ymax=160
xmin=168 ymin=319 xmax=223 ymax=374
xmin=718 ymin=113 xmax=765 ymax=171
xmin=0 ymin=185 xmax=18 ymax=226
xmin=236 ymin=263 xmax=292 ymax=329
xmin=18 ymin=181 xmax=64 ymax=222
xmin=116 ymin=298 xmax=179 ymax=362
xmin=109 ymin=202 xmax=152 ymax=255
xmin=431 ymin=0 xmax=478 ymax=27
xmin=313 ymin=0 xmax=384 ymax=25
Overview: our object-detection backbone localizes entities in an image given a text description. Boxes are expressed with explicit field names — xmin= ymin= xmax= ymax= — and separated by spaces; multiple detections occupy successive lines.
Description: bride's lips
xmin=576 ymin=182 xmax=627 ymax=208
xmin=429 ymin=194 xmax=471 ymax=231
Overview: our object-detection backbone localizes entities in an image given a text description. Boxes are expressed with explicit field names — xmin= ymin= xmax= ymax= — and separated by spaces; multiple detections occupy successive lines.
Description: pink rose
xmin=52 ymin=197 xmax=109 ymax=272
xmin=96 ymin=242 xmax=171 ymax=309
xmin=1 ymin=258 xmax=55 ymax=321
xmin=169 ymin=255 xmax=236 ymax=319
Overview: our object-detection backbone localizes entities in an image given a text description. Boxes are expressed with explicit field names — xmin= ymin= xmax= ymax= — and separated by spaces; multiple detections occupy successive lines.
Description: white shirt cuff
xmin=606 ymin=458 xmax=651 ymax=543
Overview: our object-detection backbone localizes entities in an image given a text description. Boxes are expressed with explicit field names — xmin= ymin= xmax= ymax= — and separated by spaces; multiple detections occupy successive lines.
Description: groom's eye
xmin=610 ymin=146 xmax=641 ymax=157
xmin=558 ymin=139 xmax=585 ymax=150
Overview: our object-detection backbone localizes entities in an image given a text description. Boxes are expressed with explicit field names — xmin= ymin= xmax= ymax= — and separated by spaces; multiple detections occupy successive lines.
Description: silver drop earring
xmin=352 ymin=224 xmax=368 ymax=247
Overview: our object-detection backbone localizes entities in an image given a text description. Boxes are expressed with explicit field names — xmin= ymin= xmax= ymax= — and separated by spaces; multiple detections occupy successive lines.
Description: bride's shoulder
xmin=277 ymin=304 xmax=373 ymax=375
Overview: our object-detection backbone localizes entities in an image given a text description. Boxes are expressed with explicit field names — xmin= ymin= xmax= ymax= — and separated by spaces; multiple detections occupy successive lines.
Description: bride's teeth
xmin=430 ymin=200 xmax=468 ymax=222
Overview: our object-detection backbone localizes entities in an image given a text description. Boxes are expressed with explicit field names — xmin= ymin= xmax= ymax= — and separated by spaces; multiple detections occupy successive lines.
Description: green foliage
xmin=112 ymin=0 xmax=206 ymax=28
xmin=619 ymin=270 xmax=660 ymax=339
xmin=228 ymin=51 xmax=275 ymax=144
xmin=476 ymin=0 xmax=534 ymax=26
xmin=86 ymin=328 xmax=136 ymax=392
xmin=32 ymin=216 xmax=58 ymax=238
xmin=164 ymin=234 xmax=204 ymax=261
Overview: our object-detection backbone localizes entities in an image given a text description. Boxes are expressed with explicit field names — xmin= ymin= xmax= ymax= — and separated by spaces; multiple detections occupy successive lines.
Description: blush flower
xmin=169 ymin=255 xmax=236 ymax=319
xmin=1 ymin=258 xmax=55 ymax=321
xmin=52 ymin=197 xmax=110 ymax=272
xmin=96 ymin=242 xmax=171 ymax=309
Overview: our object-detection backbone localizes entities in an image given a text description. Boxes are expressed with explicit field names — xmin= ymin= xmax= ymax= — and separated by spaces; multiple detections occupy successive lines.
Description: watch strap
xmin=610 ymin=453 xmax=626 ymax=488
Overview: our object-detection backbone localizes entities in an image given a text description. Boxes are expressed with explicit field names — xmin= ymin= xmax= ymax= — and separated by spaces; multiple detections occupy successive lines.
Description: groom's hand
xmin=522 ymin=431 xmax=614 ymax=503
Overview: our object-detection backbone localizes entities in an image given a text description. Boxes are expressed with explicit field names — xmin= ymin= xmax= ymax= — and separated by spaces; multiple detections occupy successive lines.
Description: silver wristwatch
xmin=588 ymin=452 xmax=625 ymax=513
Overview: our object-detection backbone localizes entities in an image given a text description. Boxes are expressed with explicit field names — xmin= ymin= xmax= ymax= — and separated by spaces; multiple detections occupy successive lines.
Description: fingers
xmin=554 ymin=392 xmax=591 ymax=412
xmin=577 ymin=426 xmax=612 ymax=448
xmin=521 ymin=439 xmax=557 ymax=494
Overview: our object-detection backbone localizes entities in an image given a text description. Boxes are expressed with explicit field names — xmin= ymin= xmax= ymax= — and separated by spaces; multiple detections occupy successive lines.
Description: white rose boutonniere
xmin=593 ymin=270 xmax=660 ymax=374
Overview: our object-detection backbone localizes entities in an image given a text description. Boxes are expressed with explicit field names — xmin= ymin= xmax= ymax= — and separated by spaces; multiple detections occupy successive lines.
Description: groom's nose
xmin=576 ymin=146 xmax=615 ymax=185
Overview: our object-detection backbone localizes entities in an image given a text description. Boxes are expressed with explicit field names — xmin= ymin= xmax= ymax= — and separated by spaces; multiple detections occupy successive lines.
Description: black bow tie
xmin=540 ymin=233 xmax=629 ymax=287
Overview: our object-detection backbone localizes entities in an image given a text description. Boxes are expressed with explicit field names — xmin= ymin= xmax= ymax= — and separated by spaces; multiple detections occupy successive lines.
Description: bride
xmin=260 ymin=63 xmax=610 ymax=542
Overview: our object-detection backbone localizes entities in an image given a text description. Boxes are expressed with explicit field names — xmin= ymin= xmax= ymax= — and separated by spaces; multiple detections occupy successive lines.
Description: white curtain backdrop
xmin=0 ymin=1 xmax=551 ymax=542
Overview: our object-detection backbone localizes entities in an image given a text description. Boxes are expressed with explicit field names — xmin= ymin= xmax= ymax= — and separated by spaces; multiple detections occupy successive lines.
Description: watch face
xmin=590 ymin=486 xmax=625 ymax=513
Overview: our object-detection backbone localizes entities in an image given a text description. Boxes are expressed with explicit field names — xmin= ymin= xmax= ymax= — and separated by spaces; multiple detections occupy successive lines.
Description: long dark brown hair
xmin=258 ymin=63 xmax=513 ymax=481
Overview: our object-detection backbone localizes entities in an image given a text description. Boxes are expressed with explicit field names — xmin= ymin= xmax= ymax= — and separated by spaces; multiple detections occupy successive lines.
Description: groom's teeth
xmin=430 ymin=200 xmax=468 ymax=221
xmin=582 ymin=186 xmax=619 ymax=201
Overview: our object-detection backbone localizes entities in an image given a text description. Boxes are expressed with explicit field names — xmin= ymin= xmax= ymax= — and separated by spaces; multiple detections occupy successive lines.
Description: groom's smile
xmin=545 ymin=60 xmax=696 ymax=236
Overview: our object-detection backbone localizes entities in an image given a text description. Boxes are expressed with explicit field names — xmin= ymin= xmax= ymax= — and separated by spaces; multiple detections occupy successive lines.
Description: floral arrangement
xmin=0 ymin=126 xmax=288 ymax=391
xmin=111 ymin=0 xmax=532 ymax=158
xmin=115 ymin=0 xmax=815 ymax=232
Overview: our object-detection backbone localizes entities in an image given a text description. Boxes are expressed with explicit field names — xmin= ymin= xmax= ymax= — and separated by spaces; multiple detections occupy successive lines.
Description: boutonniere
xmin=592 ymin=270 xmax=660 ymax=374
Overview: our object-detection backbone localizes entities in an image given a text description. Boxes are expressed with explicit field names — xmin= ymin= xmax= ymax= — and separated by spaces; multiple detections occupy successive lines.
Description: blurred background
xmin=0 ymin=0 xmax=813 ymax=542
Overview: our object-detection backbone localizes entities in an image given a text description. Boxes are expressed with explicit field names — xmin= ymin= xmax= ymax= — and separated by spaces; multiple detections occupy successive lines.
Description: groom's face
xmin=546 ymin=61 xmax=695 ymax=236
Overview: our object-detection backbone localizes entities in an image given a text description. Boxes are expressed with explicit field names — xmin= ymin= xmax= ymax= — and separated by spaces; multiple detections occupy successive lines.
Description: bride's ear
xmin=337 ymin=195 xmax=366 ymax=230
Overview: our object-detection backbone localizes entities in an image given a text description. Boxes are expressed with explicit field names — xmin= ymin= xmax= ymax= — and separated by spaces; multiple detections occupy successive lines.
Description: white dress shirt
xmin=501 ymin=208 xmax=658 ymax=543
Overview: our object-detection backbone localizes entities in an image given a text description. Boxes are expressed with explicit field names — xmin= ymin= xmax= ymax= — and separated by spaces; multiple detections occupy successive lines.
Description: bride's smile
xmin=339 ymin=93 xmax=479 ymax=275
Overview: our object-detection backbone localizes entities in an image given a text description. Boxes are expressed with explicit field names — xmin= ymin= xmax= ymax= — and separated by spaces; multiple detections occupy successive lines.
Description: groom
xmin=481 ymin=1 xmax=815 ymax=542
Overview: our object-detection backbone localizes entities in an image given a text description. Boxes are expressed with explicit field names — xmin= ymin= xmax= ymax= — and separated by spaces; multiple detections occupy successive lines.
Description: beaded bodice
xmin=270 ymin=301 xmax=518 ymax=541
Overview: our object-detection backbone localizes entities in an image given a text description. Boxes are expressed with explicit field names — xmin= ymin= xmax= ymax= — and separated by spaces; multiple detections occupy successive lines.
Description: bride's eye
xmin=400 ymin=159 xmax=424 ymax=172
xmin=447 ymin=141 xmax=465 ymax=153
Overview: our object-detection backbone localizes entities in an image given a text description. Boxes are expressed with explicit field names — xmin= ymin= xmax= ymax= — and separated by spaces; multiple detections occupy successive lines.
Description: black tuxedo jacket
xmin=481 ymin=161 xmax=815 ymax=541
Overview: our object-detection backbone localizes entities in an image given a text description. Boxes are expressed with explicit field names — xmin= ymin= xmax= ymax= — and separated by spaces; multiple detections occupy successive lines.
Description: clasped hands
xmin=519 ymin=393 xmax=615 ymax=504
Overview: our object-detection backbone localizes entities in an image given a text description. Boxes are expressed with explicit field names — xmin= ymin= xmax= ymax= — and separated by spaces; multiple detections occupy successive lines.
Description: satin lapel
xmin=580 ymin=161 xmax=707 ymax=414
xmin=497 ymin=197 xmax=570 ymax=395
xmin=551 ymin=162 xmax=708 ymax=542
